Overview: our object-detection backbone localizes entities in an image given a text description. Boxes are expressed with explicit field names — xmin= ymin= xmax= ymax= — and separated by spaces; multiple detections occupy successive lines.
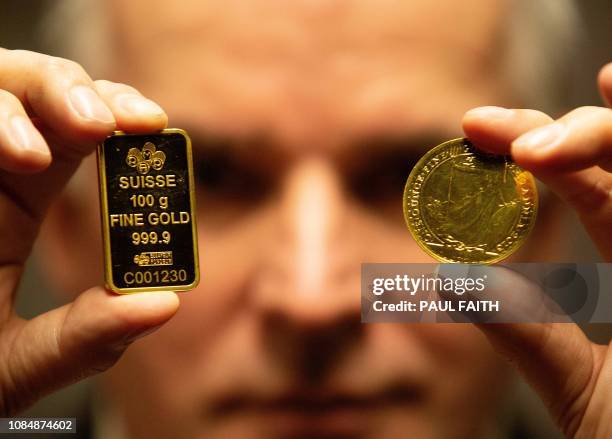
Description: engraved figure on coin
xmin=422 ymin=156 xmax=520 ymax=254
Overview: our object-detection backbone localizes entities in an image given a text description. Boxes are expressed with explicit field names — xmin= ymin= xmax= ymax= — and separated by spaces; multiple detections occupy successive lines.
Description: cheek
xmin=413 ymin=323 xmax=504 ymax=378
xmin=128 ymin=209 xmax=273 ymax=363
xmin=350 ymin=205 xmax=435 ymax=263
xmin=352 ymin=213 xmax=508 ymax=412
xmin=106 ymin=210 xmax=274 ymax=420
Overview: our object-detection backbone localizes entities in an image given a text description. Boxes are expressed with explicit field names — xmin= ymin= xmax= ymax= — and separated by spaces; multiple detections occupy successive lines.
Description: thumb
xmin=0 ymin=287 xmax=179 ymax=414
xmin=476 ymin=323 xmax=605 ymax=436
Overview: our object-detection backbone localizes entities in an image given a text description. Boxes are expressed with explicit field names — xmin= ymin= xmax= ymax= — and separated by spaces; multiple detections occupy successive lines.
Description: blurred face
xmin=53 ymin=0 xmax=523 ymax=437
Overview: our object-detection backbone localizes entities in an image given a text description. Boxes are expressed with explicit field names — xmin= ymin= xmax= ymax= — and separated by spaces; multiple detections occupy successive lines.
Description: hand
xmin=0 ymin=49 xmax=179 ymax=415
xmin=462 ymin=62 xmax=612 ymax=438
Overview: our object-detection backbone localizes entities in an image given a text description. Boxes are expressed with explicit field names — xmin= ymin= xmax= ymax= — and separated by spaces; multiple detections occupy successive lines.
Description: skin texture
xmin=0 ymin=0 xmax=610 ymax=438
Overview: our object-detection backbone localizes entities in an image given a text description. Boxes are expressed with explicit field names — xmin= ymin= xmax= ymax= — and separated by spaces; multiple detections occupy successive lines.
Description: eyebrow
xmin=340 ymin=131 xmax=452 ymax=165
xmin=183 ymin=120 xmax=457 ymax=172
xmin=185 ymin=127 xmax=290 ymax=183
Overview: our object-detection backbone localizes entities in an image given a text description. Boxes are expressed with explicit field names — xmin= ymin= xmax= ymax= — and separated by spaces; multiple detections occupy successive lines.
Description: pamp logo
xmin=126 ymin=142 xmax=166 ymax=174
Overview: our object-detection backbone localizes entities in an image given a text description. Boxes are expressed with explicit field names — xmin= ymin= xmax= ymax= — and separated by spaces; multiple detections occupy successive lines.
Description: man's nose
xmin=253 ymin=157 xmax=360 ymax=327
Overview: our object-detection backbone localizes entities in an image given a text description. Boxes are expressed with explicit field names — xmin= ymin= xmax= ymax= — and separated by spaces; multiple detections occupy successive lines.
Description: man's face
xmin=67 ymin=0 xmax=518 ymax=437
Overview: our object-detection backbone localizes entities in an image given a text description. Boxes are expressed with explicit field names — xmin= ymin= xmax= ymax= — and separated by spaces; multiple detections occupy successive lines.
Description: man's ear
xmin=36 ymin=156 xmax=104 ymax=298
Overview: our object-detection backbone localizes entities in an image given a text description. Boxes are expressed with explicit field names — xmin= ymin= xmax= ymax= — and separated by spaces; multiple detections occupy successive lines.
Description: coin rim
xmin=402 ymin=137 xmax=538 ymax=264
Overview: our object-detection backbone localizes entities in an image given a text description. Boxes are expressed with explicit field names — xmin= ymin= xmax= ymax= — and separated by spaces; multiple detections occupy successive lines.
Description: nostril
xmin=261 ymin=310 xmax=363 ymax=382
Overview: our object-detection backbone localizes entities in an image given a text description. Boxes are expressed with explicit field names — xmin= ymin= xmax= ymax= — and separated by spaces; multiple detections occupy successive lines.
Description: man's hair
xmin=41 ymin=0 xmax=582 ymax=115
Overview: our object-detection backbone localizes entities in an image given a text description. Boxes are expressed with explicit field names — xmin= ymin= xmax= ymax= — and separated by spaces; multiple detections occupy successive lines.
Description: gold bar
xmin=97 ymin=129 xmax=200 ymax=293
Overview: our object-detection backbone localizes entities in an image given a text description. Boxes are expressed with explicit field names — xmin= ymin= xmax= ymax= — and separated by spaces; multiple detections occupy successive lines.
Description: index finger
xmin=0 ymin=49 xmax=115 ymax=154
xmin=462 ymin=107 xmax=553 ymax=155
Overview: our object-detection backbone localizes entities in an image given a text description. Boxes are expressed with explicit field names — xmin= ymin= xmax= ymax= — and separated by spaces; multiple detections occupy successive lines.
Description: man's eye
xmin=345 ymin=134 xmax=445 ymax=211
xmin=347 ymin=149 xmax=423 ymax=206
xmin=193 ymin=149 xmax=273 ymax=204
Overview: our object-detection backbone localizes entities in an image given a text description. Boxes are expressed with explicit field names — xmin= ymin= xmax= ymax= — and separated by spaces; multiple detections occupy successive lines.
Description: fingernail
xmin=8 ymin=115 xmax=49 ymax=154
xmin=68 ymin=85 xmax=115 ymax=123
xmin=116 ymin=94 xmax=165 ymax=116
xmin=465 ymin=106 xmax=514 ymax=119
xmin=513 ymin=123 xmax=566 ymax=150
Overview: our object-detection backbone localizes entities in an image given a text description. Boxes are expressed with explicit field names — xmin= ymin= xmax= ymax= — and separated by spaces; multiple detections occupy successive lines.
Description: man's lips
xmin=209 ymin=382 xmax=426 ymax=419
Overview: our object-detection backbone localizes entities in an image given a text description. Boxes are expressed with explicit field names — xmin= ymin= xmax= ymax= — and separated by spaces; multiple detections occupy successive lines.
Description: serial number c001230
xmin=123 ymin=268 xmax=189 ymax=286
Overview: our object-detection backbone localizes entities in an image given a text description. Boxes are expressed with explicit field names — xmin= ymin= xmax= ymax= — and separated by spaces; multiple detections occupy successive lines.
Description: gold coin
xmin=403 ymin=138 xmax=538 ymax=263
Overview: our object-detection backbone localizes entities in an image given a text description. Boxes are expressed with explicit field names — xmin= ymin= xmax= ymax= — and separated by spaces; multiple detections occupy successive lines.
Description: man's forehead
xmin=107 ymin=0 xmax=509 ymax=147
xmin=109 ymin=0 xmax=505 ymax=52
